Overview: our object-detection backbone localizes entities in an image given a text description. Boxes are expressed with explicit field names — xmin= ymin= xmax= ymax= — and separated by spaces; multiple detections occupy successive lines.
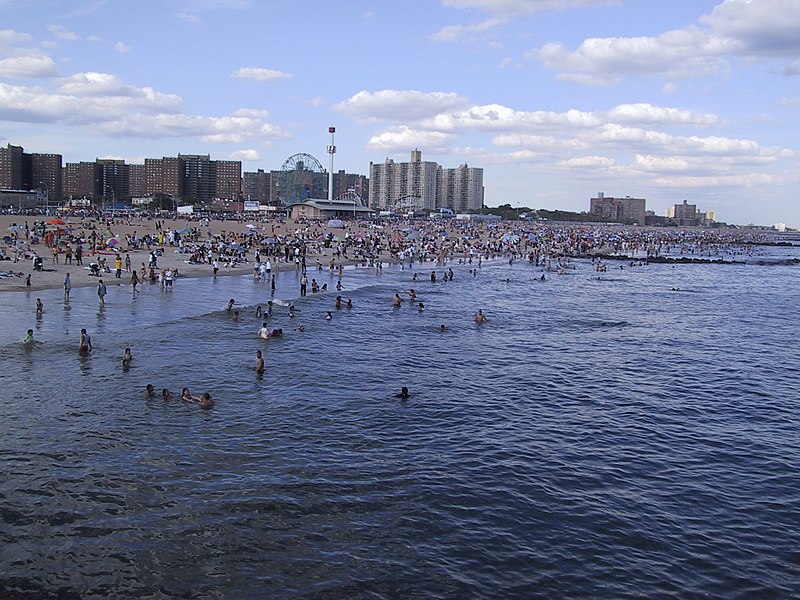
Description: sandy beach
xmin=0 ymin=214 xmax=377 ymax=293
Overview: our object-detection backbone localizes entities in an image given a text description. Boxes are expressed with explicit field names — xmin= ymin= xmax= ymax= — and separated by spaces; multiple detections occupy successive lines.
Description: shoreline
xmin=0 ymin=214 xmax=383 ymax=293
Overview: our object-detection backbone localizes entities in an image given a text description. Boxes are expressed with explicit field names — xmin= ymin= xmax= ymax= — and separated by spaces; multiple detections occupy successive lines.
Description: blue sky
xmin=1 ymin=0 xmax=798 ymax=226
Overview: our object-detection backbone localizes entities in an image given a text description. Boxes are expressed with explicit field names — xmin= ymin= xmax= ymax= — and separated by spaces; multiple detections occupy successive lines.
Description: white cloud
xmin=0 ymin=55 xmax=59 ymax=78
xmin=231 ymin=67 xmax=292 ymax=82
xmin=56 ymin=73 xmax=181 ymax=112
xmin=492 ymin=133 xmax=589 ymax=150
xmin=702 ymin=0 xmax=800 ymax=58
xmin=0 ymin=29 xmax=33 ymax=48
xmin=420 ymin=104 xmax=601 ymax=132
xmin=442 ymin=0 xmax=616 ymax=17
xmin=366 ymin=126 xmax=455 ymax=152
xmin=532 ymin=0 xmax=800 ymax=85
xmin=431 ymin=18 xmax=503 ymax=42
xmin=114 ymin=41 xmax=131 ymax=54
xmin=433 ymin=0 xmax=616 ymax=41
xmin=47 ymin=24 xmax=80 ymax=42
xmin=780 ymin=97 xmax=800 ymax=106
xmin=230 ymin=149 xmax=261 ymax=161
xmin=607 ymin=103 xmax=721 ymax=127
xmin=174 ymin=12 xmax=202 ymax=24
xmin=535 ymin=28 xmax=729 ymax=82
xmin=0 ymin=77 xmax=289 ymax=144
xmin=558 ymin=155 xmax=616 ymax=169
xmin=335 ymin=90 xmax=470 ymax=122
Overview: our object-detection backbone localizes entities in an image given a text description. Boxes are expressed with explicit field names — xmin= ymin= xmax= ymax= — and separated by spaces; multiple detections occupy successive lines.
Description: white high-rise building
xmin=369 ymin=150 xmax=483 ymax=212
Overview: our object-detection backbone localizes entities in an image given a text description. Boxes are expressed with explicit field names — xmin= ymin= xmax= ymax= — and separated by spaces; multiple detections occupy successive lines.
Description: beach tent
xmin=327 ymin=219 xmax=344 ymax=228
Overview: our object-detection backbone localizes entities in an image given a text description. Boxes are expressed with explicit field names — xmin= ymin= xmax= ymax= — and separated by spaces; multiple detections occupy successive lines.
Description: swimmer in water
xmin=226 ymin=298 xmax=235 ymax=311
xmin=181 ymin=388 xmax=201 ymax=403
xmin=418 ymin=302 xmax=425 ymax=312
xmin=474 ymin=309 xmax=487 ymax=324
xmin=325 ymin=311 xmax=333 ymax=320
xmin=258 ymin=322 xmax=270 ymax=339
xmin=346 ymin=299 xmax=353 ymax=309
xmin=393 ymin=293 xmax=402 ymax=307
xmin=295 ymin=325 xmax=305 ymax=332
xmin=162 ymin=388 xmax=172 ymax=400
xmin=289 ymin=304 xmax=296 ymax=318
xmin=145 ymin=384 xmax=155 ymax=398
xmin=232 ymin=310 xmax=239 ymax=321
xmin=23 ymin=329 xmax=34 ymax=343
xmin=396 ymin=386 xmax=410 ymax=399
xmin=199 ymin=392 xmax=215 ymax=410
xmin=255 ymin=305 xmax=263 ymax=317
xmin=439 ymin=324 xmax=448 ymax=332
xmin=409 ymin=289 xmax=416 ymax=302
xmin=35 ymin=298 xmax=43 ymax=316
xmin=122 ymin=347 xmax=133 ymax=369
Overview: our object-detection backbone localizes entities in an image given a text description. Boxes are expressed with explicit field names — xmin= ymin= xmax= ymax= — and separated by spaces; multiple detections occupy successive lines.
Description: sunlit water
xmin=1 ymin=247 xmax=799 ymax=599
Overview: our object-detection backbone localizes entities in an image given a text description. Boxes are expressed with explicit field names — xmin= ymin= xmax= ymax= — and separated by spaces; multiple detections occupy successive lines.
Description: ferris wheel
xmin=278 ymin=153 xmax=325 ymax=205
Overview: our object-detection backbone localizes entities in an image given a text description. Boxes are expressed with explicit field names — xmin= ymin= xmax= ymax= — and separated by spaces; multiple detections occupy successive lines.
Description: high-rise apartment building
xmin=589 ymin=192 xmax=646 ymax=225
xmin=331 ymin=170 xmax=369 ymax=203
xmin=179 ymin=154 xmax=212 ymax=204
xmin=439 ymin=163 xmax=483 ymax=212
xmin=145 ymin=157 xmax=181 ymax=197
xmin=213 ymin=160 xmax=242 ymax=200
xmin=243 ymin=169 xmax=271 ymax=203
xmin=0 ymin=144 xmax=63 ymax=200
xmin=0 ymin=144 xmax=25 ymax=190
xmin=97 ymin=159 xmax=129 ymax=204
xmin=63 ymin=161 xmax=98 ymax=199
xmin=129 ymin=163 xmax=146 ymax=197
xmin=369 ymin=150 xmax=481 ymax=211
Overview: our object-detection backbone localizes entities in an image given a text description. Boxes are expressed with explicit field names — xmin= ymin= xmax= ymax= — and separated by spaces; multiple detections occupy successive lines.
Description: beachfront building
xmin=589 ymin=192 xmax=647 ymax=225
xmin=97 ymin=159 xmax=130 ymax=206
xmin=369 ymin=149 xmax=482 ymax=212
xmin=0 ymin=144 xmax=63 ymax=202
xmin=144 ymin=157 xmax=181 ymax=198
xmin=213 ymin=160 xmax=242 ymax=201
xmin=439 ymin=163 xmax=484 ymax=212
xmin=331 ymin=170 xmax=369 ymax=205
xmin=243 ymin=169 xmax=273 ymax=204
xmin=672 ymin=200 xmax=715 ymax=226
xmin=63 ymin=161 xmax=97 ymax=200
xmin=129 ymin=164 xmax=146 ymax=197
xmin=287 ymin=195 xmax=373 ymax=220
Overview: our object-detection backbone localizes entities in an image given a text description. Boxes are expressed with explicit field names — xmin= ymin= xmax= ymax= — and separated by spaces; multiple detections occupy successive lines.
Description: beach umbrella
xmin=2 ymin=235 xmax=11 ymax=243
xmin=47 ymin=218 xmax=65 ymax=225
xmin=7 ymin=225 xmax=24 ymax=232
xmin=178 ymin=228 xmax=192 ymax=234
xmin=107 ymin=238 xmax=119 ymax=247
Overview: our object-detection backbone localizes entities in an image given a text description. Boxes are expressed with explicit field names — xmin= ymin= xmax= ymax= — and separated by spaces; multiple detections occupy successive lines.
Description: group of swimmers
xmin=145 ymin=384 xmax=215 ymax=409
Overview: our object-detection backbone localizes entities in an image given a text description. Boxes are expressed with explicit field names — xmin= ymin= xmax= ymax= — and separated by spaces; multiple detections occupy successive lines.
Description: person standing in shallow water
xmin=255 ymin=350 xmax=264 ymax=375
xmin=97 ymin=279 xmax=107 ymax=305
xmin=79 ymin=328 xmax=92 ymax=353
xmin=64 ymin=272 xmax=71 ymax=301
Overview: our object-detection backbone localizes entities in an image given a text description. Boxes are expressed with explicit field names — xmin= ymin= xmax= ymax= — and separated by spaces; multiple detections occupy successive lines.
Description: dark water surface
xmin=1 ymin=250 xmax=799 ymax=598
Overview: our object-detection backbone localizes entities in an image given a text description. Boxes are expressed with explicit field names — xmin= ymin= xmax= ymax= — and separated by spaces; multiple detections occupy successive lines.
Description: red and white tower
xmin=327 ymin=126 xmax=336 ymax=202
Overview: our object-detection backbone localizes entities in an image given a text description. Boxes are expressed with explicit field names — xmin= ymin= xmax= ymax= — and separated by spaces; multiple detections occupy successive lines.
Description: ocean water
xmin=1 ymin=247 xmax=799 ymax=599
